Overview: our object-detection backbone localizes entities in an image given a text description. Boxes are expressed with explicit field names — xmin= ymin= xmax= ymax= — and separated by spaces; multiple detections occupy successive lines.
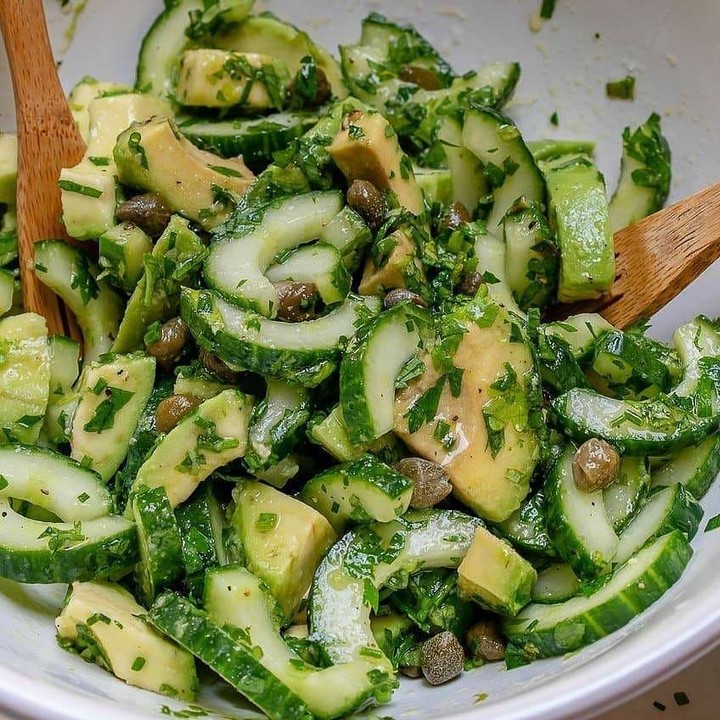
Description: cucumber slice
xmin=414 ymin=167 xmax=453 ymax=205
xmin=205 ymin=191 xmax=343 ymax=316
xmin=205 ymin=566 xmax=392 ymax=720
xmin=671 ymin=315 xmax=720 ymax=412
xmin=614 ymin=484 xmax=702 ymax=565
xmin=603 ymin=456 xmax=651 ymax=532
xmin=99 ymin=223 xmax=154 ymax=293
xmin=0 ymin=444 xmax=111 ymax=521
xmin=149 ymin=592 xmax=313 ymax=720
xmin=340 ymin=302 xmax=431 ymax=445
xmin=0 ymin=312 xmax=50 ymax=444
xmin=473 ymin=231 xmax=524 ymax=316
xmin=43 ymin=336 xmax=81 ymax=444
xmin=70 ymin=354 xmax=156 ymax=482
xmin=244 ymin=379 xmax=311 ymax=481
xmin=300 ymin=454 xmax=413 ymax=532
xmin=551 ymin=388 xmax=718 ymax=455
xmin=266 ymin=243 xmax=351 ymax=307
xmin=130 ymin=389 xmax=252 ymax=509
xmin=0 ymin=501 xmax=137 ymax=584
xmin=0 ymin=269 xmax=13 ymax=316
xmin=181 ymin=288 xmax=382 ymax=388
xmin=495 ymin=491 xmax=557 ymax=559
xmin=309 ymin=510 xmax=483 ymax=667
xmin=34 ymin=241 xmax=123 ymax=363
xmin=56 ymin=581 xmax=198 ymax=700
xmin=652 ymin=433 xmax=720 ymax=500
xmin=528 ymin=139 xmax=596 ymax=162
xmin=504 ymin=531 xmax=692 ymax=665
xmin=462 ymin=107 xmax=545 ymax=232
xmin=0 ymin=209 xmax=17 ymax=267
xmin=133 ymin=486 xmax=185 ymax=604
xmin=307 ymin=406 xmax=365 ymax=462
xmin=178 ymin=112 xmax=318 ymax=167
xmin=545 ymin=445 xmax=618 ymax=577
xmin=316 ymin=206 xmax=373 ymax=273
xmin=531 ymin=563 xmax=580 ymax=604
xmin=536 ymin=331 xmax=591 ymax=394
xmin=543 ymin=313 xmax=614 ymax=362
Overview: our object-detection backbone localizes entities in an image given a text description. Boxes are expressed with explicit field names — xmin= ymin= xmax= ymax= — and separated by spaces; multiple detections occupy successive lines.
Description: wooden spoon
xmin=0 ymin=0 xmax=85 ymax=340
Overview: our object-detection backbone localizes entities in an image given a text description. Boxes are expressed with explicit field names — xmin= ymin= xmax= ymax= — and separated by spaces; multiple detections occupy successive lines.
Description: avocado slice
xmin=393 ymin=289 xmax=541 ymax=522
xmin=114 ymin=117 xmax=254 ymax=230
xmin=457 ymin=527 xmax=537 ymax=616
xmin=230 ymin=480 xmax=336 ymax=620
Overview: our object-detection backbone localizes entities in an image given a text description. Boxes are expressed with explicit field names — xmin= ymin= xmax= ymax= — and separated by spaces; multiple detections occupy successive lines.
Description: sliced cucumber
xmin=316 ymin=206 xmax=373 ymax=273
xmin=266 ymin=243 xmax=351 ymax=307
xmin=43 ymin=336 xmax=81 ymax=444
xmin=414 ymin=167 xmax=453 ymax=206
xmin=0 ymin=313 xmax=50 ymax=444
xmin=473 ymin=230 xmax=524 ymax=316
xmin=0 ymin=501 xmax=137 ymax=584
xmin=133 ymin=486 xmax=185 ymax=605
xmin=551 ymin=388 xmax=718 ymax=455
xmin=99 ymin=223 xmax=154 ymax=293
xmin=528 ymin=139 xmax=596 ymax=162
xmin=535 ymin=330 xmax=590 ymax=394
xmin=462 ymin=107 xmax=545 ymax=232
xmin=181 ymin=288 xmax=382 ymax=388
xmin=543 ymin=313 xmax=614 ymax=362
xmin=531 ymin=563 xmax=580 ymax=604
xmin=56 ymin=580 xmax=198 ymax=700
xmin=603 ymin=456 xmax=651 ymax=532
xmin=652 ymin=433 xmax=720 ymax=500
xmin=614 ymin=484 xmax=702 ymax=565
xmin=309 ymin=510 xmax=483 ymax=667
xmin=34 ymin=241 xmax=123 ymax=363
xmin=300 ymin=454 xmax=413 ymax=532
xmin=495 ymin=491 xmax=557 ymax=559
xmin=130 ymin=389 xmax=252 ymax=509
xmin=307 ymin=406 xmax=365 ymax=462
xmin=205 ymin=191 xmax=343 ymax=316
xmin=504 ymin=531 xmax=692 ymax=665
xmin=545 ymin=445 xmax=618 ymax=577
xmin=70 ymin=354 xmax=156 ymax=482
xmin=0 ymin=269 xmax=13 ymax=316
xmin=149 ymin=592 xmax=314 ymax=720
xmin=340 ymin=302 xmax=431 ymax=445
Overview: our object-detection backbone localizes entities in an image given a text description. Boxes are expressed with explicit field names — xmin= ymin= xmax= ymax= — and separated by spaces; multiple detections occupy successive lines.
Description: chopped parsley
xmin=606 ymin=75 xmax=636 ymax=100
xmin=539 ymin=0 xmax=556 ymax=19
xmin=83 ymin=385 xmax=134 ymax=433
xmin=705 ymin=513 xmax=720 ymax=532
xmin=58 ymin=180 xmax=102 ymax=199
xmin=255 ymin=512 xmax=278 ymax=532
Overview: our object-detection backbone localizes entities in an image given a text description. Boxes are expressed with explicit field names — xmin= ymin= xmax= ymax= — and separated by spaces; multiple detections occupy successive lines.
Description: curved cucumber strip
xmin=652 ymin=433 xmax=720 ymax=500
xmin=34 ymin=241 xmax=123 ymax=363
xmin=205 ymin=191 xmax=343 ymax=316
xmin=551 ymin=388 xmax=718 ymax=455
xmin=309 ymin=509 xmax=483 ymax=667
xmin=603 ymin=456 xmax=650 ymax=532
xmin=266 ymin=243 xmax=351 ymax=307
xmin=205 ymin=566 xmax=394 ymax=719
xmin=545 ymin=445 xmax=618 ymax=578
xmin=0 ymin=269 xmax=13 ymax=317
xmin=181 ymin=288 xmax=382 ymax=387
xmin=473 ymin=230 xmax=524 ymax=316
xmin=543 ymin=313 xmax=614 ymax=362
xmin=0 ymin=444 xmax=111 ymax=521
xmin=614 ymin=484 xmax=702 ymax=565
xmin=149 ymin=592 xmax=314 ymax=720
xmin=300 ymin=454 xmax=413 ymax=533
xmin=671 ymin=315 xmax=720 ymax=412
xmin=504 ymin=531 xmax=692 ymax=665
xmin=531 ymin=563 xmax=580 ymax=604
xmin=340 ymin=302 xmax=431 ymax=445
xmin=0 ymin=501 xmax=137 ymax=584
xmin=317 ymin=206 xmax=372 ymax=273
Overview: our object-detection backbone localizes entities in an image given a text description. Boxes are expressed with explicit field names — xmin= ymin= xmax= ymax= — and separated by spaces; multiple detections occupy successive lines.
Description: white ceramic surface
xmin=1 ymin=1 xmax=720 ymax=719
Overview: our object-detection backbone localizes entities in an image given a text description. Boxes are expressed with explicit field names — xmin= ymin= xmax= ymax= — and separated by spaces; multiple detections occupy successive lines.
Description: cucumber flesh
xmin=543 ymin=313 xmax=614 ymax=362
xmin=603 ymin=456 xmax=650 ymax=532
xmin=652 ymin=433 xmax=720 ymax=500
xmin=531 ymin=563 xmax=580 ymax=604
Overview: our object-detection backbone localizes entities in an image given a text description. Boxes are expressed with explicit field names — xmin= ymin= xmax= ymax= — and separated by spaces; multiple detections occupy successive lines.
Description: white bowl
xmin=1 ymin=1 xmax=720 ymax=718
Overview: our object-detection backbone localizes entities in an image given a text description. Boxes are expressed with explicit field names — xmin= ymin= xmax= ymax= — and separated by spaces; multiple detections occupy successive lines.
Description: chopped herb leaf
xmin=83 ymin=385 xmax=134 ymax=433
xmin=58 ymin=180 xmax=103 ymax=199
xmin=673 ymin=692 xmax=690 ymax=707
xmin=540 ymin=0 xmax=556 ymax=19
xmin=255 ymin=512 xmax=278 ymax=532
xmin=606 ymin=75 xmax=636 ymax=100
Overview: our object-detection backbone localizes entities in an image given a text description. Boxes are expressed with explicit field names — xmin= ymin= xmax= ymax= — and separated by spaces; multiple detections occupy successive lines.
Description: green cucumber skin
xmin=551 ymin=388 xmax=719 ymax=455
xmin=653 ymin=434 xmax=720 ymax=500
xmin=149 ymin=592 xmax=314 ymax=720
xmin=133 ymin=487 xmax=184 ymax=603
xmin=495 ymin=491 xmax=558 ymax=559
xmin=181 ymin=288 xmax=381 ymax=388
xmin=174 ymin=484 xmax=222 ymax=577
xmin=503 ymin=531 xmax=692 ymax=664
xmin=537 ymin=333 xmax=591 ymax=394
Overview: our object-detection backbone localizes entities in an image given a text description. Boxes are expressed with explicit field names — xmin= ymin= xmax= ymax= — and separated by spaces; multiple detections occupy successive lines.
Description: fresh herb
xmin=348 ymin=124 xmax=366 ymax=141
xmin=58 ymin=180 xmax=102 ymax=199
xmin=255 ymin=512 xmax=278 ymax=532
xmin=705 ymin=514 xmax=720 ymax=532
xmin=652 ymin=701 xmax=666 ymax=712
xmin=0 ymin=475 xmax=7 ymax=491
xmin=131 ymin=656 xmax=147 ymax=672
xmin=127 ymin=131 xmax=149 ymax=170
xmin=395 ymin=355 xmax=426 ymax=391
xmin=606 ymin=75 xmax=636 ymax=100
xmin=621 ymin=113 xmax=671 ymax=207
xmin=550 ymin=111 xmax=559 ymax=126
xmin=83 ymin=385 xmax=134 ymax=433
xmin=405 ymin=375 xmax=446 ymax=433
xmin=539 ymin=0 xmax=556 ymax=19
xmin=208 ymin=164 xmax=242 ymax=178
xmin=88 ymin=156 xmax=110 ymax=167
xmin=292 ymin=56 xmax=320 ymax=106
xmin=70 ymin=252 xmax=100 ymax=306
xmin=673 ymin=692 xmax=690 ymax=707
xmin=38 ymin=521 xmax=85 ymax=552
xmin=77 ymin=492 xmax=90 ymax=504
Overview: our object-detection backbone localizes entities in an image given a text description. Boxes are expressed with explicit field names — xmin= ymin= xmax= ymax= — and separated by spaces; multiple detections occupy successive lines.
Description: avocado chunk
xmin=457 ymin=527 xmax=537 ymax=616
xmin=176 ymin=49 xmax=290 ymax=110
xmin=0 ymin=133 xmax=17 ymax=205
xmin=542 ymin=154 xmax=615 ymax=302
xmin=129 ymin=389 xmax=253 ymax=509
xmin=60 ymin=93 xmax=170 ymax=241
xmin=70 ymin=353 xmax=156 ymax=482
xmin=56 ymin=580 xmax=198 ymax=700
xmin=394 ymin=289 xmax=541 ymax=522
xmin=230 ymin=480 xmax=336 ymax=619
xmin=357 ymin=228 xmax=426 ymax=296
xmin=114 ymin=117 xmax=254 ymax=230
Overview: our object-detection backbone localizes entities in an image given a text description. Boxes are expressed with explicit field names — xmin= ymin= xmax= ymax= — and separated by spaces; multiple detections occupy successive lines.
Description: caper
xmin=346 ymin=179 xmax=387 ymax=234
xmin=116 ymin=192 xmax=172 ymax=238
xmin=398 ymin=65 xmax=441 ymax=91
xmin=457 ymin=271 xmax=483 ymax=297
xmin=290 ymin=65 xmax=332 ymax=107
xmin=421 ymin=631 xmax=464 ymax=686
xmin=155 ymin=394 xmax=203 ymax=434
xmin=273 ymin=281 xmax=319 ymax=322
xmin=146 ymin=317 xmax=191 ymax=371
xmin=383 ymin=288 xmax=428 ymax=310
xmin=395 ymin=457 xmax=452 ymax=509
xmin=199 ymin=348 xmax=243 ymax=384
xmin=465 ymin=619 xmax=506 ymax=662
xmin=572 ymin=438 xmax=620 ymax=493
xmin=439 ymin=201 xmax=471 ymax=232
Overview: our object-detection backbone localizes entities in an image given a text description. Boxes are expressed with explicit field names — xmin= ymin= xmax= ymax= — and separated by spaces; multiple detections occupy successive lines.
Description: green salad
xmin=0 ymin=0 xmax=712 ymax=717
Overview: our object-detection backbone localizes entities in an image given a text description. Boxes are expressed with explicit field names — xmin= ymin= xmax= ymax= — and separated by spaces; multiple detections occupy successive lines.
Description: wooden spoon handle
xmin=0 ymin=0 xmax=85 ymax=338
